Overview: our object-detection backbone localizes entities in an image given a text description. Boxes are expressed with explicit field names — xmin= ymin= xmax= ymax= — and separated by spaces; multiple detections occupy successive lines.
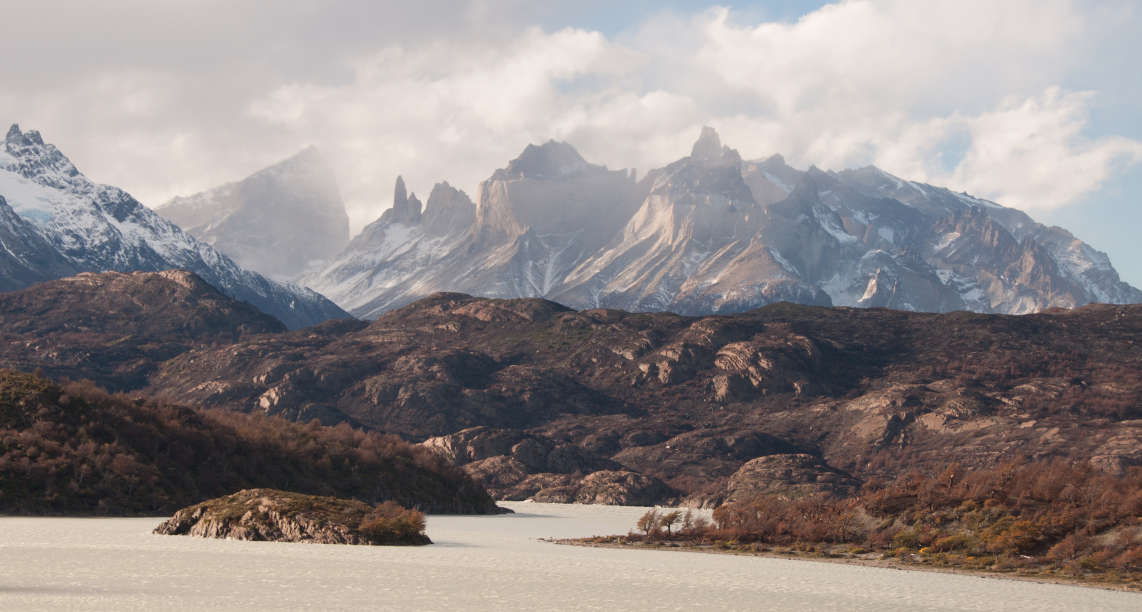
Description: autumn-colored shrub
xmin=634 ymin=459 xmax=1142 ymax=581
xmin=0 ymin=369 xmax=498 ymax=515
xmin=358 ymin=501 xmax=430 ymax=545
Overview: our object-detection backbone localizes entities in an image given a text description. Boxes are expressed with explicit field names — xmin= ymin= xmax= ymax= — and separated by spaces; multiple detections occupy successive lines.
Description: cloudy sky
xmin=3 ymin=0 xmax=1140 ymax=285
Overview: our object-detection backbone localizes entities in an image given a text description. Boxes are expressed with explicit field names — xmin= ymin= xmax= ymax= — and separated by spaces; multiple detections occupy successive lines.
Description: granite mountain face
xmin=306 ymin=127 xmax=1140 ymax=318
xmin=303 ymin=140 xmax=645 ymax=318
xmin=0 ymin=125 xmax=348 ymax=329
xmin=158 ymin=146 xmax=349 ymax=282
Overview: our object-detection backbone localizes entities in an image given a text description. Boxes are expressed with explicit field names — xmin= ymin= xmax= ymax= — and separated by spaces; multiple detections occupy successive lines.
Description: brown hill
xmin=140 ymin=292 xmax=1141 ymax=505
xmin=0 ymin=270 xmax=285 ymax=390
xmin=1 ymin=271 xmax=1138 ymax=506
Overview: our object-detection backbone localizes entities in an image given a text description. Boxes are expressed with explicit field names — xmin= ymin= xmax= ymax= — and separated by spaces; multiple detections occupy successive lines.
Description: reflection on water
xmin=0 ymin=502 xmax=1138 ymax=611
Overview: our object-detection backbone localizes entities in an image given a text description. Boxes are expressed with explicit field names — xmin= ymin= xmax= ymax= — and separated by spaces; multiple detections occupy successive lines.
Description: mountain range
xmin=288 ymin=127 xmax=1138 ymax=318
xmin=0 ymin=125 xmax=347 ymax=328
xmin=2 ymin=122 xmax=1138 ymax=327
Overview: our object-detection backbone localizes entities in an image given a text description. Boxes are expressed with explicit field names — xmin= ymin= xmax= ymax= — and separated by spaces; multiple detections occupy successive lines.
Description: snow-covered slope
xmin=303 ymin=178 xmax=476 ymax=317
xmin=0 ymin=194 xmax=77 ymax=291
xmin=304 ymin=127 xmax=1142 ymax=318
xmin=157 ymin=146 xmax=348 ymax=281
xmin=0 ymin=124 xmax=349 ymax=329
xmin=305 ymin=141 xmax=643 ymax=318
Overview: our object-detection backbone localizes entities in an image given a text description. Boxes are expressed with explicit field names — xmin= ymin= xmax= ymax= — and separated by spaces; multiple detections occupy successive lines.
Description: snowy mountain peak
xmin=5 ymin=124 xmax=42 ymax=146
xmin=0 ymin=125 xmax=348 ymax=327
xmin=4 ymin=124 xmax=43 ymax=146
xmin=1 ymin=125 xmax=82 ymax=190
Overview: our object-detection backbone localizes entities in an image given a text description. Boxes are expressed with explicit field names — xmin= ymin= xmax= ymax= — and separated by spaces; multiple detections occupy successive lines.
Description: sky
xmin=2 ymin=0 xmax=1140 ymax=286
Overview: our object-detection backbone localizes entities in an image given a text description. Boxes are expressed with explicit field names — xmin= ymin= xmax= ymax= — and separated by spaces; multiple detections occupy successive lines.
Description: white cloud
xmin=946 ymin=89 xmax=1142 ymax=209
xmin=2 ymin=0 xmax=1139 ymax=234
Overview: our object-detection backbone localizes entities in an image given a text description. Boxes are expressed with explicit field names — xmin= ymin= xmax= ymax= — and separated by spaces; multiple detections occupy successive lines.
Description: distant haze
xmin=2 ymin=1 xmax=1140 ymax=285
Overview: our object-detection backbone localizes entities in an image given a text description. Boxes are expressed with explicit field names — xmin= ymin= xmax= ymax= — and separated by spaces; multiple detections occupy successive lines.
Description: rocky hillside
xmin=141 ymin=293 xmax=1142 ymax=506
xmin=159 ymin=147 xmax=349 ymax=281
xmin=305 ymin=127 xmax=1140 ymax=318
xmin=2 ymin=269 xmax=1137 ymax=507
xmin=0 ymin=369 xmax=499 ymax=515
xmin=0 ymin=124 xmax=348 ymax=329
xmin=0 ymin=270 xmax=285 ymax=390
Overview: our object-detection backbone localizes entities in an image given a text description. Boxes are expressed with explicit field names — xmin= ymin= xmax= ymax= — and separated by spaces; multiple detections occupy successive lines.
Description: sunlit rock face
xmin=306 ymin=126 xmax=1140 ymax=318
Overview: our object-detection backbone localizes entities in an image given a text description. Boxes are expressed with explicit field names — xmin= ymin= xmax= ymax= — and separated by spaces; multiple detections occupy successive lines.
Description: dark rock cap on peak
xmin=5 ymin=124 xmax=44 ymax=146
xmin=500 ymin=140 xmax=590 ymax=179
xmin=691 ymin=126 xmax=724 ymax=161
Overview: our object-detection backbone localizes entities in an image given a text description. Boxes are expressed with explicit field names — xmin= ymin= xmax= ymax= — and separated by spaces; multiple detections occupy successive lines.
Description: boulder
xmin=723 ymin=454 xmax=860 ymax=503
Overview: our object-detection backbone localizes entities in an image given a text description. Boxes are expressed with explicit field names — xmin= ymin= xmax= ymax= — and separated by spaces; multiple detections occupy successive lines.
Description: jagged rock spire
xmin=388 ymin=176 xmax=422 ymax=224
xmin=5 ymin=124 xmax=43 ymax=146
xmin=394 ymin=175 xmax=408 ymax=207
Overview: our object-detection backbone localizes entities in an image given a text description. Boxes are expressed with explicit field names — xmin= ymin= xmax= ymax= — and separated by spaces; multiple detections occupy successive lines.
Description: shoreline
xmin=546 ymin=537 xmax=1142 ymax=594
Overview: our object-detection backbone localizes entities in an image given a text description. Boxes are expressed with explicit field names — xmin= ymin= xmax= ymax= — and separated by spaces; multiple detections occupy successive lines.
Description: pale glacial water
xmin=1 ymin=502 xmax=1139 ymax=611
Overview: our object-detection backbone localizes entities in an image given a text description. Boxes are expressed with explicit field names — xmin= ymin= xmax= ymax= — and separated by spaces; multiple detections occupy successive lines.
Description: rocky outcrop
xmin=560 ymin=470 xmax=675 ymax=506
xmin=722 ymin=453 xmax=860 ymax=504
xmin=423 ymin=426 xmax=631 ymax=500
xmin=154 ymin=489 xmax=431 ymax=545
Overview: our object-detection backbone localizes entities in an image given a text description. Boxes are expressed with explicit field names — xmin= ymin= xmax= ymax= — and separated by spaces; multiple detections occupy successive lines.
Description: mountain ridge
xmin=0 ymin=124 xmax=349 ymax=329
xmin=300 ymin=127 xmax=1139 ymax=318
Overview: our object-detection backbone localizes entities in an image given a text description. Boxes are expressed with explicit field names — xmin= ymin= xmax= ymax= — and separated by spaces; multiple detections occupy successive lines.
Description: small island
xmin=154 ymin=488 xmax=431 ymax=546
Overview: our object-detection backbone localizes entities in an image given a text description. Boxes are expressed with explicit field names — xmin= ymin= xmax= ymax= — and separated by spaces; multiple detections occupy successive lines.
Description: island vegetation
xmin=571 ymin=460 xmax=1142 ymax=590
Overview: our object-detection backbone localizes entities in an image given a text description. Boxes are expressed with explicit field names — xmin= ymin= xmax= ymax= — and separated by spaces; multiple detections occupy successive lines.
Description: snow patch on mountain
xmin=0 ymin=124 xmax=348 ymax=328
xmin=293 ymin=126 xmax=1141 ymax=318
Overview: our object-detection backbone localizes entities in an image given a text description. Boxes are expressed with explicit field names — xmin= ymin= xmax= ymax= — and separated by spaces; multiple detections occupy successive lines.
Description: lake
xmin=1 ymin=502 xmax=1137 ymax=611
